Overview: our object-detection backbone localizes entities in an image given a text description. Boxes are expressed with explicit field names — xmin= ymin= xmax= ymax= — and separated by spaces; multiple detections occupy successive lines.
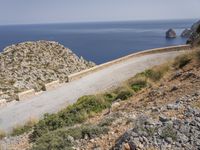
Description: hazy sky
xmin=0 ymin=0 xmax=199 ymax=25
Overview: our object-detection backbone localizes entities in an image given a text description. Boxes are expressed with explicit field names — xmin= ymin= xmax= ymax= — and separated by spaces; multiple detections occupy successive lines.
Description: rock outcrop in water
xmin=0 ymin=41 xmax=95 ymax=101
xmin=166 ymin=29 xmax=176 ymax=38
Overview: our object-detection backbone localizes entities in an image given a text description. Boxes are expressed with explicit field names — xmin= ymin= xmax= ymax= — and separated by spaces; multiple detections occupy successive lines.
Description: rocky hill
xmin=0 ymin=41 xmax=95 ymax=102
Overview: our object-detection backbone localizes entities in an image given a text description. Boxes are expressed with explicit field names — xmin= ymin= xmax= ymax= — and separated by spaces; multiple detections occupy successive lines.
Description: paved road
xmin=0 ymin=50 xmax=186 ymax=132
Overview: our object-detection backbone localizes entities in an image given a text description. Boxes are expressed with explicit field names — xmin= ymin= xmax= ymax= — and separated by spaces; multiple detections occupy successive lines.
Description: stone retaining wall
xmin=17 ymin=89 xmax=35 ymax=101
xmin=0 ymin=99 xmax=6 ymax=107
xmin=43 ymin=80 xmax=60 ymax=91
xmin=67 ymin=45 xmax=190 ymax=82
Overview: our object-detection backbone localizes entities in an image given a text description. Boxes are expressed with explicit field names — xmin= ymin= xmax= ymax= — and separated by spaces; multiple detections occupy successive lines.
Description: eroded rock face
xmin=191 ymin=20 xmax=200 ymax=32
xmin=166 ymin=29 xmax=176 ymax=38
xmin=0 ymin=41 xmax=95 ymax=101
xmin=181 ymin=28 xmax=192 ymax=38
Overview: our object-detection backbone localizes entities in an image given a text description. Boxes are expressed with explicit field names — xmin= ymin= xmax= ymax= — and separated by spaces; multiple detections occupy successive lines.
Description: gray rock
xmin=177 ymin=133 xmax=189 ymax=143
xmin=170 ymin=86 xmax=178 ymax=92
xmin=166 ymin=29 xmax=177 ymax=38
xmin=159 ymin=115 xmax=169 ymax=122
xmin=165 ymin=137 xmax=173 ymax=144
xmin=167 ymin=103 xmax=180 ymax=110
xmin=67 ymin=135 xmax=74 ymax=143
xmin=181 ymin=28 xmax=192 ymax=38
xmin=191 ymin=20 xmax=200 ymax=32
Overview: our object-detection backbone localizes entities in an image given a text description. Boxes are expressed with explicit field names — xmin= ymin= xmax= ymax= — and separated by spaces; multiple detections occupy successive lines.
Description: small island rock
xmin=166 ymin=29 xmax=176 ymax=38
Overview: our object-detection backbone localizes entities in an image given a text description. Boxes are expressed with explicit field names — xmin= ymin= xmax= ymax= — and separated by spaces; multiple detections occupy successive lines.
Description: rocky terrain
xmin=1 ymin=48 xmax=200 ymax=150
xmin=181 ymin=20 xmax=200 ymax=40
xmin=0 ymin=41 xmax=95 ymax=102
xmin=73 ymin=49 xmax=200 ymax=150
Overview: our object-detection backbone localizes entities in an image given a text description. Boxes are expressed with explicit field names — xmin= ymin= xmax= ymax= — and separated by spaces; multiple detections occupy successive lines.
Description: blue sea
xmin=0 ymin=19 xmax=196 ymax=64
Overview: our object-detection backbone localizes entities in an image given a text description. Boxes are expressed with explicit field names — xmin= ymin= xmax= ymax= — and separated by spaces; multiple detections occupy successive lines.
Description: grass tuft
xmin=129 ymin=77 xmax=147 ymax=92
xmin=173 ymin=54 xmax=191 ymax=69
xmin=0 ymin=130 xmax=6 ymax=139
xmin=114 ymin=86 xmax=134 ymax=100
xmin=11 ymin=118 xmax=38 ymax=136
xmin=194 ymin=50 xmax=200 ymax=63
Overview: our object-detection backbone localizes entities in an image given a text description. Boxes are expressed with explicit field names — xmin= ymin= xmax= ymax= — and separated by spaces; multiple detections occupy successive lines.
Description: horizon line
xmin=0 ymin=18 xmax=198 ymax=27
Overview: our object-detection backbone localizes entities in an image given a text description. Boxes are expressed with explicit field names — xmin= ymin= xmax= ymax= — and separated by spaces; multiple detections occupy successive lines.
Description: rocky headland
xmin=0 ymin=41 xmax=95 ymax=102
xmin=181 ymin=20 xmax=200 ymax=38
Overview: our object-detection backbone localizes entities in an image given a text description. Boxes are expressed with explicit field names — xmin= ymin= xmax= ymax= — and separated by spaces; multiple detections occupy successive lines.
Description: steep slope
xmin=1 ymin=48 xmax=199 ymax=150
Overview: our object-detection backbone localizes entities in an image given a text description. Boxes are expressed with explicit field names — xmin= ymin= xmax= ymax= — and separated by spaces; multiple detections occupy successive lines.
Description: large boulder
xmin=166 ymin=29 xmax=177 ymax=38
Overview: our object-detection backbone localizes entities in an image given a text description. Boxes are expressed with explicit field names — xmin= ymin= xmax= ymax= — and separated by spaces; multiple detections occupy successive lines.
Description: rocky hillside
xmin=1 ymin=48 xmax=200 ymax=150
xmin=181 ymin=20 xmax=200 ymax=38
xmin=0 ymin=41 xmax=95 ymax=101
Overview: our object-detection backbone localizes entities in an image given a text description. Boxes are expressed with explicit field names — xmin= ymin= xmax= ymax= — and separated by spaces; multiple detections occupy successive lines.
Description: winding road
xmin=0 ymin=50 xmax=186 ymax=132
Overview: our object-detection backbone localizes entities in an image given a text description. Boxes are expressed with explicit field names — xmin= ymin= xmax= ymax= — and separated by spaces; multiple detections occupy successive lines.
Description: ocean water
xmin=0 ymin=19 xmax=195 ymax=64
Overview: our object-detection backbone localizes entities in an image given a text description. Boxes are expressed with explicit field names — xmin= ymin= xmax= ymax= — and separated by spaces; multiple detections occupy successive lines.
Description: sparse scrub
xmin=11 ymin=118 xmax=38 ymax=136
xmin=146 ymin=126 xmax=158 ymax=137
xmin=133 ymin=64 xmax=169 ymax=83
xmin=32 ymin=125 xmax=108 ymax=150
xmin=145 ymin=65 xmax=169 ymax=81
xmin=129 ymin=77 xmax=147 ymax=92
xmin=98 ymin=117 xmax=115 ymax=127
xmin=161 ymin=125 xmax=177 ymax=141
xmin=194 ymin=50 xmax=200 ymax=63
xmin=103 ymin=92 xmax=117 ymax=102
xmin=81 ymin=125 xmax=109 ymax=139
xmin=191 ymin=100 xmax=200 ymax=109
xmin=31 ymin=95 xmax=111 ymax=140
xmin=114 ymin=86 xmax=133 ymax=100
xmin=0 ymin=130 xmax=6 ymax=139
xmin=173 ymin=54 xmax=191 ymax=69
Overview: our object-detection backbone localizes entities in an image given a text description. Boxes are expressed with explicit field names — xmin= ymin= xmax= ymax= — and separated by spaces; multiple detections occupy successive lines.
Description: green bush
xmin=173 ymin=54 xmax=191 ymax=69
xmin=130 ymin=78 xmax=147 ymax=92
xmin=31 ymin=95 xmax=111 ymax=140
xmin=11 ymin=119 xmax=37 ymax=136
xmin=32 ymin=125 xmax=108 ymax=150
xmin=103 ymin=92 xmax=117 ymax=102
xmin=114 ymin=87 xmax=133 ymax=100
xmin=31 ymin=114 xmax=65 ymax=140
xmin=32 ymin=131 xmax=73 ymax=150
